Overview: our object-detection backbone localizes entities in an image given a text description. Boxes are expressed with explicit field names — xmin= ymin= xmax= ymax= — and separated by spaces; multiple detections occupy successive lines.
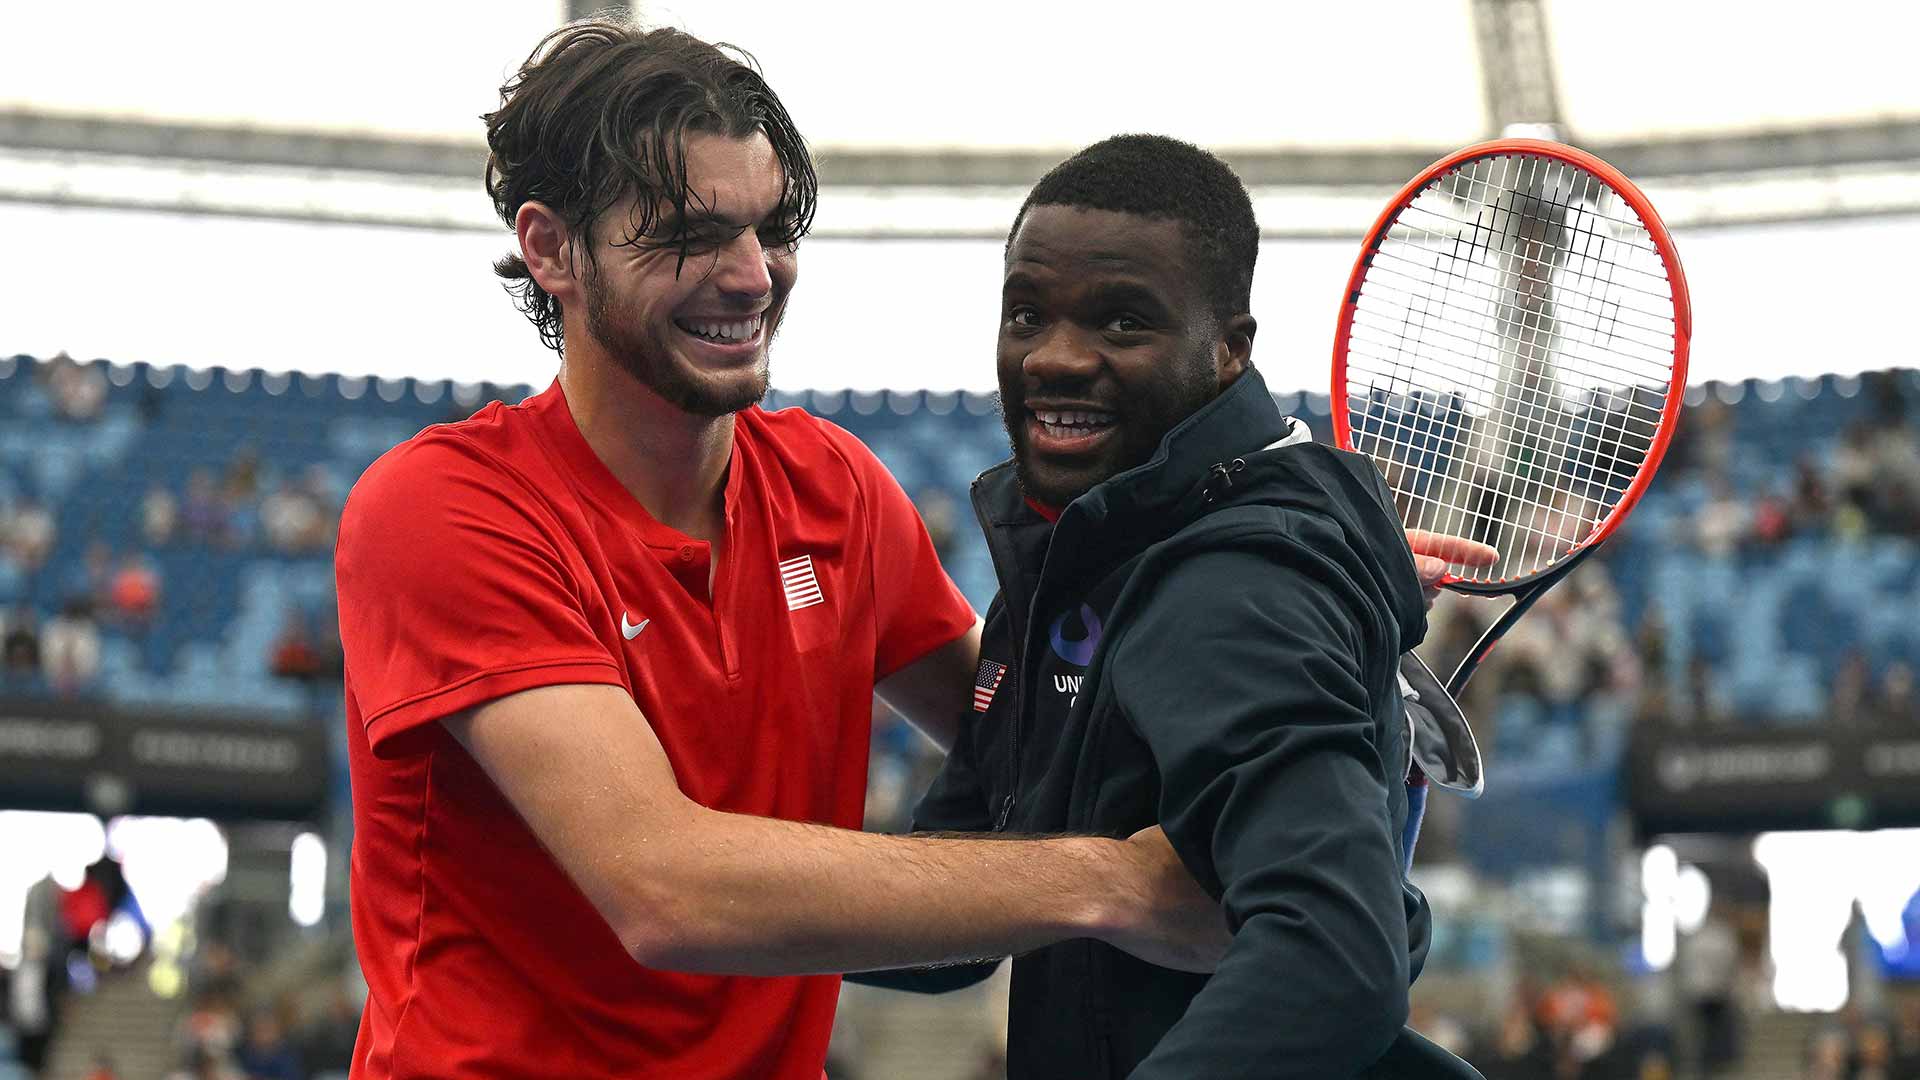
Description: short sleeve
xmin=335 ymin=436 xmax=623 ymax=757
xmin=819 ymin=423 xmax=977 ymax=678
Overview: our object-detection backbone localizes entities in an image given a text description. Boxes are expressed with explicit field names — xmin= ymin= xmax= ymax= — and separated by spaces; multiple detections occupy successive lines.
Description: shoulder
xmin=738 ymin=404 xmax=902 ymax=505
xmin=1113 ymin=517 xmax=1375 ymax=654
xmin=340 ymin=404 xmax=560 ymax=563
xmin=741 ymin=404 xmax=881 ymax=472
xmin=347 ymin=401 xmax=545 ymax=513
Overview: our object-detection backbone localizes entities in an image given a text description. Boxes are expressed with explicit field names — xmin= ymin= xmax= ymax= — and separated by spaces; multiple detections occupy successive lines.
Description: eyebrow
xmin=656 ymin=201 xmax=796 ymax=235
xmin=1085 ymin=281 xmax=1172 ymax=314
xmin=1001 ymin=272 xmax=1178 ymax=326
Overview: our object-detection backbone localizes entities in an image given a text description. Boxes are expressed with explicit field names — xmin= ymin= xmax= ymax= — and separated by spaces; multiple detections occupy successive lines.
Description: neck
xmin=558 ymin=349 xmax=734 ymax=542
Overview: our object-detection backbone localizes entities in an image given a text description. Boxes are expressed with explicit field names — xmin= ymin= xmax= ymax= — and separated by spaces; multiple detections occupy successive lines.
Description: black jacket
xmin=904 ymin=367 xmax=1437 ymax=1078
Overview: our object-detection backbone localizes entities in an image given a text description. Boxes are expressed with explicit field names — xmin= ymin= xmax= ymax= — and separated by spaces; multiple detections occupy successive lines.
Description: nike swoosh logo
xmin=621 ymin=614 xmax=649 ymax=641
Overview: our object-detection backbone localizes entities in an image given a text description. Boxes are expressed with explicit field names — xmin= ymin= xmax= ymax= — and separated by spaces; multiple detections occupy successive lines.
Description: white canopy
xmin=3 ymin=203 xmax=1914 ymax=393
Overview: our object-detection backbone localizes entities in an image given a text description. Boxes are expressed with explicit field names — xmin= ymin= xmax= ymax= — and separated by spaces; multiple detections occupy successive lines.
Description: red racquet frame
xmin=1332 ymin=138 xmax=1692 ymax=596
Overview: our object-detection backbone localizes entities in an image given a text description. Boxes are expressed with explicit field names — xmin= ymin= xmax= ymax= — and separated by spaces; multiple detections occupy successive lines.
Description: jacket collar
xmin=1085 ymin=364 xmax=1289 ymax=524
xmin=971 ymin=366 xmax=1295 ymax=611
xmin=977 ymin=366 xmax=1289 ymax=529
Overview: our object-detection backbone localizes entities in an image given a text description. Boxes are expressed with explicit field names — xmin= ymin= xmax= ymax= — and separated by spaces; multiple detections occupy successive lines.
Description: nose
xmin=1021 ymin=324 xmax=1102 ymax=384
xmin=708 ymin=229 xmax=775 ymax=301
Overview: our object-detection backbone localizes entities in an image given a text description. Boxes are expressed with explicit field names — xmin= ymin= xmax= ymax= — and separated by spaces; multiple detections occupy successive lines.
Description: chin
xmin=1013 ymin=458 xmax=1098 ymax=509
xmin=619 ymin=346 xmax=769 ymax=417
xmin=689 ymin=362 xmax=771 ymax=416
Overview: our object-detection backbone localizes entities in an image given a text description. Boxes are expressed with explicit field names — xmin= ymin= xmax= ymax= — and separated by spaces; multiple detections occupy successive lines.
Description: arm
xmin=874 ymin=619 xmax=981 ymax=751
xmin=1118 ymin=547 xmax=1413 ymax=1079
xmin=445 ymin=681 xmax=1218 ymax=976
xmin=853 ymin=621 xmax=1002 ymax=991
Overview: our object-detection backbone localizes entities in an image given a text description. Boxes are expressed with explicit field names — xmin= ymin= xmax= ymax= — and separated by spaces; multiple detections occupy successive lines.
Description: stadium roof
xmin=2 ymin=0 xmax=1916 ymax=391
xmin=8 ymin=1 xmax=1917 ymax=148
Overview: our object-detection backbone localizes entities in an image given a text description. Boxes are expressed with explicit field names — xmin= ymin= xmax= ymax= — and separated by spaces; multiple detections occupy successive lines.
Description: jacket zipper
xmin=972 ymin=467 xmax=1032 ymax=832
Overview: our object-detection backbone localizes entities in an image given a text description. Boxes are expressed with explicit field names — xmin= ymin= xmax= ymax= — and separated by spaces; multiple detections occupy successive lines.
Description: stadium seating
xmin=2 ymin=354 xmax=1915 ymax=759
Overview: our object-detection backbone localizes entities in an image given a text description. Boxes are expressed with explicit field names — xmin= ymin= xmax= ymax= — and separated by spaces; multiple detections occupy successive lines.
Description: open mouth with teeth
xmin=674 ymin=313 xmax=765 ymax=349
xmin=1029 ymin=407 xmax=1117 ymax=449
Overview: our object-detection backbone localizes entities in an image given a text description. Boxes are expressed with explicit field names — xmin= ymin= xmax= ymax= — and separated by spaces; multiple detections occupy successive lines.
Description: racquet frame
xmin=1333 ymin=139 xmax=1692 ymax=697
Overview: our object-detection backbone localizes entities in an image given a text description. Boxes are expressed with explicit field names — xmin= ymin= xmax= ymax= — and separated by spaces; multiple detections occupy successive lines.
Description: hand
xmin=1098 ymin=826 xmax=1232 ymax=973
xmin=1404 ymin=529 xmax=1499 ymax=610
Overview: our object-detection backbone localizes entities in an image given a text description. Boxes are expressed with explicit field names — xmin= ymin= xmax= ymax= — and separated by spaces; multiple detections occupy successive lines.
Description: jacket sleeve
xmin=1115 ymin=541 xmax=1410 ymax=1079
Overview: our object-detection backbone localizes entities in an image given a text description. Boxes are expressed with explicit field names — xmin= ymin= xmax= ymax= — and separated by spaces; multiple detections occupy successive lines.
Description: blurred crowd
xmin=6 ymin=853 xmax=149 ymax=1076
xmin=165 ymin=938 xmax=359 ymax=1080
xmin=1 ymin=357 xmax=348 ymax=702
xmin=1673 ymin=375 xmax=1920 ymax=553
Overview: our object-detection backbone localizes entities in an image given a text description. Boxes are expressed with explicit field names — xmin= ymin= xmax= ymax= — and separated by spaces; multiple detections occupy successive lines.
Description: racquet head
xmin=1332 ymin=139 xmax=1690 ymax=594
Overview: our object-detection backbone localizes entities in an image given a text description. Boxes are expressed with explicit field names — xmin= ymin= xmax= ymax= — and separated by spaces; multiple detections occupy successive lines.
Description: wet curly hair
xmin=483 ymin=19 xmax=817 ymax=352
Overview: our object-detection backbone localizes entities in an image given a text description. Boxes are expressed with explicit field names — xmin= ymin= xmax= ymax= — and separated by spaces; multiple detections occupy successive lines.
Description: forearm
xmin=633 ymin=806 xmax=1126 ymax=976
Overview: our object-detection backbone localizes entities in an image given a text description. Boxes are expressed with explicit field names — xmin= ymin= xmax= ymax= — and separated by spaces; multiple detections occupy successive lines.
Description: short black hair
xmin=1009 ymin=134 xmax=1258 ymax=323
xmin=484 ymin=19 xmax=816 ymax=353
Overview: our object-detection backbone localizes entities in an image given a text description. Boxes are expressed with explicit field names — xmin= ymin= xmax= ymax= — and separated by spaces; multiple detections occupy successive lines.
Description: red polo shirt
xmin=334 ymin=381 xmax=976 ymax=1079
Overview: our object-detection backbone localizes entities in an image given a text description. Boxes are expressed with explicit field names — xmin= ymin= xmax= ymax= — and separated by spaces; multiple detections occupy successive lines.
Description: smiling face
xmin=580 ymin=131 xmax=799 ymax=416
xmin=998 ymin=205 xmax=1250 ymax=507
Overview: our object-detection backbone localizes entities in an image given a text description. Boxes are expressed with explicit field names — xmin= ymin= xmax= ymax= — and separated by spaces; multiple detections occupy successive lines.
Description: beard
xmin=582 ymin=269 xmax=772 ymax=418
xmin=999 ymin=354 xmax=1218 ymax=508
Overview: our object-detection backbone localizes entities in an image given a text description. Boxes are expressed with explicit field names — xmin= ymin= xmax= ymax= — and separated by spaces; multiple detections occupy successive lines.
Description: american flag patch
xmin=778 ymin=554 xmax=825 ymax=611
xmin=973 ymin=659 xmax=1008 ymax=713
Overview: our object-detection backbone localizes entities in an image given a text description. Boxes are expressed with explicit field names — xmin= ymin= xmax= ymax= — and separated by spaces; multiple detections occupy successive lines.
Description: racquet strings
xmin=1344 ymin=153 xmax=1681 ymax=585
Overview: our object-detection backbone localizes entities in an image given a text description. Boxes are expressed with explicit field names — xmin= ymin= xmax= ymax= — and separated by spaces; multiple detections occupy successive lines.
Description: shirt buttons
xmin=679 ymin=546 xmax=696 ymax=562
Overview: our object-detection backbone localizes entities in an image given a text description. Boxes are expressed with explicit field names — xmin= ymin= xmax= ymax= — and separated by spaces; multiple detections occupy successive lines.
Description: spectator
xmin=1790 ymin=454 xmax=1831 ymax=536
xmin=1891 ymin=995 xmax=1920 ymax=1077
xmin=2 ymin=606 xmax=41 ymax=673
xmin=1480 ymin=998 xmax=1553 ymax=1080
xmin=1806 ymin=1025 xmax=1851 ymax=1080
xmin=222 ymin=448 xmax=261 ymax=502
xmin=106 ymin=553 xmax=160 ymax=627
xmin=235 ymin=1008 xmax=303 ymax=1080
xmin=42 ymin=597 xmax=103 ymax=694
xmin=261 ymin=481 xmax=325 ymax=554
xmin=177 ymin=987 xmax=243 ymax=1065
xmin=182 ymin=467 xmax=230 ymax=545
xmin=1692 ymin=477 xmax=1748 ymax=558
xmin=1876 ymin=662 xmax=1914 ymax=728
xmin=296 ymin=984 xmax=361 ymax=1078
xmin=66 ymin=541 xmax=115 ymax=612
xmin=12 ymin=874 xmax=68 ymax=1074
xmin=1685 ymin=657 xmax=1730 ymax=726
xmin=1833 ymin=652 xmax=1874 ymax=725
xmin=1676 ymin=900 xmax=1742 ymax=1077
xmin=1852 ymin=1020 xmax=1898 ymax=1080
xmin=219 ymin=450 xmax=263 ymax=549
xmin=143 ymin=484 xmax=180 ymax=545
xmin=1536 ymin=965 xmax=1620 ymax=1076
xmin=46 ymin=352 xmax=108 ymax=422
xmin=166 ymin=1043 xmax=244 ymax=1080
xmin=1749 ymin=487 xmax=1793 ymax=547
xmin=269 ymin=612 xmax=325 ymax=681
xmin=57 ymin=866 xmax=112 ymax=959
xmin=2 ymin=496 xmax=56 ymax=571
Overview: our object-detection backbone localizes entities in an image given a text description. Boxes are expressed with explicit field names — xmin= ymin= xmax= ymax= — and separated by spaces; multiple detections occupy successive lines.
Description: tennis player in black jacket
xmin=862 ymin=136 xmax=1492 ymax=1078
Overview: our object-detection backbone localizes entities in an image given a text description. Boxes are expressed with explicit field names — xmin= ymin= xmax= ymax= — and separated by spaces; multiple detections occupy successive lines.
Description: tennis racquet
xmin=1333 ymin=139 xmax=1691 ymax=700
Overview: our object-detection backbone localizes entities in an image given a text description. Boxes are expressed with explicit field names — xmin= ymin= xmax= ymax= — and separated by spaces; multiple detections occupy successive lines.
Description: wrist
xmin=1060 ymin=836 xmax=1137 ymax=942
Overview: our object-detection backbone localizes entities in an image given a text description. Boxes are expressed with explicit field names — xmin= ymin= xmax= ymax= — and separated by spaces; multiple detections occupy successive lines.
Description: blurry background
xmin=1 ymin=1 xmax=1917 ymax=1078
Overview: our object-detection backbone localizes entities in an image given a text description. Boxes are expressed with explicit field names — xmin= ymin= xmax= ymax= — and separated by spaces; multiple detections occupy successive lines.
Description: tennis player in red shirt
xmin=332 ymin=20 xmax=1223 ymax=1080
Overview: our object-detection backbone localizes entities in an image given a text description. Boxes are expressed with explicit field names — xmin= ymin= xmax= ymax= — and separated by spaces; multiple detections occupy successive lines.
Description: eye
xmin=1104 ymin=313 xmax=1149 ymax=334
xmin=673 ymin=229 xmax=725 ymax=255
xmin=757 ymin=221 xmax=801 ymax=252
xmin=1007 ymin=306 xmax=1043 ymax=329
